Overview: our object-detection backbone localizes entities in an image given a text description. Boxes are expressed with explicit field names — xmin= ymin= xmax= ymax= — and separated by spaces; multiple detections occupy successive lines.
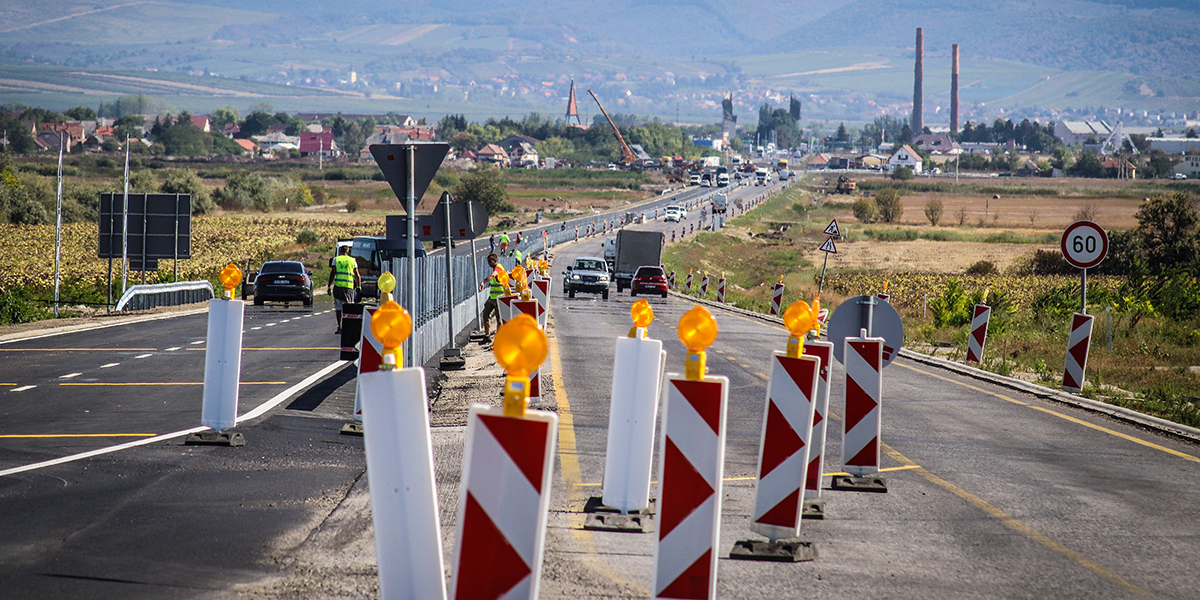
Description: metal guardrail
xmin=115 ymin=281 xmax=215 ymax=312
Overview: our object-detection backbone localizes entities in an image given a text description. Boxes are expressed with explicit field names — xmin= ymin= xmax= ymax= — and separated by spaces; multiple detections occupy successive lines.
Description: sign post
xmin=817 ymin=219 xmax=839 ymax=294
xmin=1059 ymin=221 xmax=1108 ymax=393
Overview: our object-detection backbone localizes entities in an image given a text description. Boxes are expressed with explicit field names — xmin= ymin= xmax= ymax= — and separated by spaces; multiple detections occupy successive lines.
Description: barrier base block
xmin=185 ymin=431 xmax=245 ymax=447
xmin=439 ymin=354 xmax=466 ymax=371
xmin=584 ymin=512 xmax=654 ymax=533
xmin=831 ymin=475 xmax=888 ymax=493
xmin=584 ymin=496 xmax=657 ymax=515
xmin=729 ymin=539 xmax=817 ymax=562
xmin=340 ymin=422 xmax=364 ymax=436
xmin=469 ymin=330 xmax=489 ymax=342
xmin=802 ymin=499 xmax=826 ymax=519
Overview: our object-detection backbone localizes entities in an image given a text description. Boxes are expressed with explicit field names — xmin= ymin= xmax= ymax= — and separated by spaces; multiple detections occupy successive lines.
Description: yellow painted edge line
xmin=575 ymin=465 xmax=922 ymax=487
xmin=60 ymin=382 xmax=287 ymax=386
xmin=186 ymin=347 xmax=339 ymax=351
xmin=548 ymin=329 xmax=649 ymax=595
xmin=0 ymin=433 xmax=155 ymax=438
xmin=1 ymin=383 xmax=16 ymax=386
xmin=0 ymin=348 xmax=158 ymax=352
xmin=882 ymin=443 xmax=1155 ymax=600
xmin=896 ymin=362 xmax=1200 ymax=465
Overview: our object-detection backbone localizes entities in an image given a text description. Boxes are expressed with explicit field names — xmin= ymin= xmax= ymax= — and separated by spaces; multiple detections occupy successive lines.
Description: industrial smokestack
xmin=913 ymin=27 xmax=924 ymax=135
xmin=951 ymin=44 xmax=960 ymax=133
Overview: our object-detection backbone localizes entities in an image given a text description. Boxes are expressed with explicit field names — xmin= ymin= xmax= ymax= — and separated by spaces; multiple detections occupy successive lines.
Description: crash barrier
xmin=115 ymin=280 xmax=214 ymax=311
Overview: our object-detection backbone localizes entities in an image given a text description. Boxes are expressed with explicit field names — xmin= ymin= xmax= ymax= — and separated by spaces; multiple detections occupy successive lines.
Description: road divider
xmin=191 ymin=264 xmax=246 ymax=447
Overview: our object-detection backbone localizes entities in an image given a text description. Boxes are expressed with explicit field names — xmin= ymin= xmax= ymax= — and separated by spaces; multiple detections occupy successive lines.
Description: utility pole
xmin=53 ymin=132 xmax=64 ymax=316
xmin=121 ymin=135 xmax=130 ymax=295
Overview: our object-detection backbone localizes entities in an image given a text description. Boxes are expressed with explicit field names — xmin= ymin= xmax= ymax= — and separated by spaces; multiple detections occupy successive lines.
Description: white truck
xmin=713 ymin=193 xmax=728 ymax=214
xmin=717 ymin=173 xmax=730 ymax=187
xmin=755 ymin=167 xmax=768 ymax=185
xmin=613 ymin=229 xmax=664 ymax=293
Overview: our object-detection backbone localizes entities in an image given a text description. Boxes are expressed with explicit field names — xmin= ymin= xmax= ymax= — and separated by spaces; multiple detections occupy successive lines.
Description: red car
xmin=630 ymin=266 xmax=668 ymax=298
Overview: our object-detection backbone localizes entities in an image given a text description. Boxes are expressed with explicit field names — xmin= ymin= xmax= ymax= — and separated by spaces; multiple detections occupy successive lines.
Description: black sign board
xmin=98 ymin=193 xmax=191 ymax=259
xmin=369 ymin=143 xmax=449 ymax=211
xmin=385 ymin=199 xmax=489 ymax=242
xmin=128 ymin=258 xmax=160 ymax=271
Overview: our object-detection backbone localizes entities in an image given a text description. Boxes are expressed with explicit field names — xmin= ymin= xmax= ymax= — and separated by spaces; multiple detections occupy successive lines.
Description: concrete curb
xmin=671 ymin=290 xmax=1200 ymax=446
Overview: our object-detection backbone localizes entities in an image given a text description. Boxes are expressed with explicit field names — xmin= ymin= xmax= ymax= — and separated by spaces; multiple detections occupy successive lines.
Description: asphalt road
xmin=3 ymin=175 xmax=1198 ymax=599
xmin=539 ymin=180 xmax=1200 ymax=600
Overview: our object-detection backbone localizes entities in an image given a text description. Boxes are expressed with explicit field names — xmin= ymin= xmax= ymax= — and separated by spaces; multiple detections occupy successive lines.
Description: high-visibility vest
xmin=333 ymin=254 xmax=356 ymax=288
xmin=513 ymin=249 xmax=523 ymax=263
xmin=488 ymin=265 xmax=505 ymax=299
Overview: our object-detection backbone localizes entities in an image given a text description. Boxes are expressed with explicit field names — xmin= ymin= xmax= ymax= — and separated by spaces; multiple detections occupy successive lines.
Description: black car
xmin=252 ymin=261 xmax=314 ymax=307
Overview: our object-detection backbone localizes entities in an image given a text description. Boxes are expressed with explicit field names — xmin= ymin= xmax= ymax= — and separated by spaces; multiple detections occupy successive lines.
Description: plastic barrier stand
xmin=803 ymin=341 xmax=834 ymax=500
xmin=201 ymin=297 xmax=244 ymax=432
xmin=843 ymin=335 xmax=883 ymax=477
xmin=602 ymin=334 xmax=666 ymax=514
xmin=750 ymin=352 xmax=819 ymax=542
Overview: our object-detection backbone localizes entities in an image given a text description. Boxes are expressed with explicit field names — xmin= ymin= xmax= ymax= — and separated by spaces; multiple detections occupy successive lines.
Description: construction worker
xmin=329 ymin=245 xmax=360 ymax=334
xmin=513 ymin=247 xmax=523 ymax=265
xmin=499 ymin=232 xmax=510 ymax=256
xmin=477 ymin=253 xmax=505 ymax=337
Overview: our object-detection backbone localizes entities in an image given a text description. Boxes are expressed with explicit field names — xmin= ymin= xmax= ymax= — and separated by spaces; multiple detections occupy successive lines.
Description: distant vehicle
xmin=613 ymin=229 xmax=664 ymax=293
xmin=665 ymin=208 xmax=682 ymax=222
xmin=755 ymin=168 xmax=768 ymax=185
xmin=630 ymin=266 xmax=668 ymax=298
xmin=713 ymin=193 xmax=728 ymax=214
xmin=731 ymin=155 xmax=744 ymax=167
xmin=603 ymin=237 xmax=617 ymax=267
xmin=251 ymin=260 xmax=313 ymax=307
xmin=350 ymin=236 xmax=427 ymax=299
xmin=777 ymin=158 xmax=789 ymax=171
xmin=717 ymin=173 xmax=730 ymax=187
xmin=689 ymin=174 xmax=702 ymax=186
xmin=607 ymin=163 xmax=618 ymax=171
xmin=1172 ymin=173 xmax=1188 ymax=180
xmin=835 ymin=175 xmax=856 ymax=194
xmin=563 ymin=256 xmax=610 ymax=300
xmin=778 ymin=169 xmax=790 ymax=181
xmin=660 ymin=187 xmax=675 ymax=195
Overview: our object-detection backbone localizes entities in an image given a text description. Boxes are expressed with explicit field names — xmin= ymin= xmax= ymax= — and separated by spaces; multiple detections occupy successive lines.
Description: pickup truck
xmin=613 ymin=229 xmax=664 ymax=293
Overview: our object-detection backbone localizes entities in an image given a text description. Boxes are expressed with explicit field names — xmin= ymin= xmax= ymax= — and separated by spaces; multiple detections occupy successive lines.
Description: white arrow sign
xmin=819 ymin=237 xmax=838 ymax=254
xmin=823 ymin=219 xmax=841 ymax=237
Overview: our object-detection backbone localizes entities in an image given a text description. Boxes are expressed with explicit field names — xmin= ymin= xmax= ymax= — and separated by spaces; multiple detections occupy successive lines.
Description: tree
xmin=113 ymin=115 xmax=143 ymax=141
xmin=210 ymin=107 xmax=239 ymax=131
xmin=0 ymin=116 xmax=37 ymax=153
xmin=892 ymin=166 xmax=914 ymax=181
xmin=1070 ymin=152 xmax=1104 ymax=178
xmin=535 ymin=136 xmax=574 ymax=159
xmin=453 ymin=165 xmax=512 ymax=214
xmin=1134 ymin=193 xmax=1199 ymax=273
xmin=161 ymin=170 xmax=214 ymax=214
xmin=129 ymin=170 xmax=159 ymax=193
xmin=214 ymin=171 xmax=271 ymax=211
xmin=924 ymin=198 xmax=944 ymax=226
xmin=851 ymin=196 xmax=878 ymax=223
xmin=755 ymin=104 xmax=803 ymax=149
xmin=835 ymin=123 xmax=849 ymax=142
xmin=240 ymin=111 xmax=275 ymax=137
xmin=875 ymin=188 xmax=903 ymax=223
xmin=64 ymin=107 xmax=97 ymax=121
xmin=438 ymin=114 xmax=468 ymax=140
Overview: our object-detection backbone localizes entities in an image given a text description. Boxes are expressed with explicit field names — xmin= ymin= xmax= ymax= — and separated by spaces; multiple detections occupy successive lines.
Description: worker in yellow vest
xmin=477 ymin=253 xmax=506 ymax=337
xmin=329 ymin=245 xmax=360 ymax=334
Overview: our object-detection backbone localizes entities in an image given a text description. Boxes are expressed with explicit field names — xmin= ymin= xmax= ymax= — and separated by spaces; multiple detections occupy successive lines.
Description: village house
xmin=298 ymin=132 xmax=339 ymax=157
xmin=888 ymin=144 xmax=923 ymax=173
xmin=1174 ymin=155 xmax=1200 ymax=178
xmin=912 ymin=132 xmax=960 ymax=155
xmin=476 ymin=143 xmax=509 ymax=167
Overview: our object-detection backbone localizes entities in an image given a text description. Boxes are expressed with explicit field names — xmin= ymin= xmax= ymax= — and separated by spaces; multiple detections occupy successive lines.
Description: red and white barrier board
xmin=700 ymin=274 xmax=709 ymax=296
xmin=843 ymin=334 xmax=883 ymax=476
xmin=716 ymin=277 xmax=726 ymax=303
xmin=352 ymin=306 xmax=383 ymax=421
xmin=531 ymin=278 xmax=551 ymax=327
xmin=685 ymin=272 xmax=693 ymax=291
xmin=654 ymin=375 xmax=729 ymax=600
xmin=802 ymin=340 xmax=833 ymax=499
xmin=770 ymin=283 xmax=784 ymax=316
xmin=668 ymin=271 xmax=676 ymax=289
xmin=965 ymin=304 xmax=992 ymax=364
xmin=1062 ymin=313 xmax=1094 ymax=393
xmin=498 ymin=295 xmax=517 ymax=324
xmin=602 ymin=333 xmax=666 ymax=513
xmin=450 ymin=405 xmax=558 ymax=600
xmin=513 ymin=300 xmax=544 ymax=403
xmin=751 ymin=353 xmax=819 ymax=541
xmin=361 ymin=367 xmax=447 ymax=600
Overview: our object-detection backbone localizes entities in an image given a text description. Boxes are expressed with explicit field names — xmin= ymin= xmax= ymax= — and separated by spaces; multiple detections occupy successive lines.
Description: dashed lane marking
xmin=251 ymin=327 xmax=262 ymax=330
xmin=60 ymin=381 xmax=287 ymax=386
xmin=165 ymin=347 xmax=180 ymax=352
xmin=10 ymin=385 xmax=36 ymax=392
xmin=99 ymin=363 xmax=119 ymax=368
xmin=0 ymin=348 xmax=157 ymax=352
xmin=59 ymin=373 xmax=82 ymax=379
xmin=0 ymin=433 xmax=155 ymax=439
xmin=134 ymin=353 xmax=152 ymax=359
xmin=190 ymin=340 xmax=205 ymax=344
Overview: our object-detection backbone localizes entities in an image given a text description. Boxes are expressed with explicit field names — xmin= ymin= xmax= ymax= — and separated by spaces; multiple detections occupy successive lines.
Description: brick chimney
xmin=913 ymin=27 xmax=924 ymax=134
xmin=951 ymin=44 xmax=960 ymax=133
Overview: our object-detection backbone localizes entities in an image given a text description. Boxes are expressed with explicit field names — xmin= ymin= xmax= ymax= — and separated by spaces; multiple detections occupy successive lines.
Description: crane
xmin=588 ymin=89 xmax=639 ymax=166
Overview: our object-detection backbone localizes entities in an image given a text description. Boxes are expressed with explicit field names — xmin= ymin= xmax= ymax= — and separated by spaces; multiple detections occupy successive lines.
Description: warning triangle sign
xmin=823 ymin=219 xmax=840 ymax=237
xmin=819 ymin=237 xmax=838 ymax=254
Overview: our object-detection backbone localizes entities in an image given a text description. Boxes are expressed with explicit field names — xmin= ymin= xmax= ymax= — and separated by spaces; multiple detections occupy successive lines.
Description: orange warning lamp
xmin=678 ymin=305 xmax=718 ymax=380
xmin=628 ymin=299 xmax=654 ymax=338
xmin=377 ymin=271 xmax=397 ymax=303
xmin=218 ymin=264 xmax=242 ymax=299
xmin=493 ymin=313 xmax=548 ymax=417
xmin=539 ymin=260 xmax=548 ymax=275
xmin=371 ymin=299 xmax=412 ymax=370
xmin=782 ymin=299 xmax=817 ymax=358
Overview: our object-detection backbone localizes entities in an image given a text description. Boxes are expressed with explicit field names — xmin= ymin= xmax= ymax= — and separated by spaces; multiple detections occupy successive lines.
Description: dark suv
xmin=563 ymin=256 xmax=610 ymax=300
xmin=252 ymin=261 xmax=313 ymax=307
xmin=630 ymin=266 xmax=668 ymax=298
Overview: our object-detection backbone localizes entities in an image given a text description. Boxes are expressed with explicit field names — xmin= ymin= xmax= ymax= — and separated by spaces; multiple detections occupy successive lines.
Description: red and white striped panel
xmin=816 ymin=309 xmax=829 ymax=326
xmin=751 ymin=352 xmax=819 ymax=541
xmin=700 ymin=274 xmax=709 ymax=296
xmin=531 ymin=278 xmax=550 ymax=323
xmin=965 ymin=304 xmax=992 ymax=364
xmin=802 ymin=340 xmax=833 ymax=499
xmin=352 ymin=306 xmax=383 ymax=421
xmin=843 ymin=336 xmax=883 ymax=477
xmin=515 ymin=298 xmax=546 ymax=331
xmin=498 ymin=295 xmax=517 ymax=324
xmin=1061 ymin=313 xmax=1094 ymax=393
xmin=654 ymin=376 xmax=728 ymax=600
xmin=685 ymin=272 xmax=693 ymax=291
xmin=450 ymin=405 xmax=558 ymax=600
xmin=716 ymin=277 xmax=726 ymax=303
xmin=770 ymin=283 xmax=784 ymax=316
xmin=876 ymin=292 xmax=890 ymax=303
xmin=668 ymin=272 xmax=676 ymax=290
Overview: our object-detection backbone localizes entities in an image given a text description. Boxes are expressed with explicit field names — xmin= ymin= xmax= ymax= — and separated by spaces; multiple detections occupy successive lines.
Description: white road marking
xmin=266 ymin=323 xmax=276 ymax=327
xmin=134 ymin=353 xmax=152 ymax=359
xmin=60 ymin=373 xmax=82 ymax=379
xmin=251 ymin=327 xmax=262 ymax=331
xmin=10 ymin=385 xmax=36 ymax=392
xmin=100 ymin=363 xmax=119 ymax=368
xmin=165 ymin=347 xmax=180 ymax=352
xmin=190 ymin=340 xmax=205 ymax=345
xmin=0 ymin=360 xmax=348 ymax=478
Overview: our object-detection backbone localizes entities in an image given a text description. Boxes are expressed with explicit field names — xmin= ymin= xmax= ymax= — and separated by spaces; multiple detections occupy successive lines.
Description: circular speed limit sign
xmin=1061 ymin=220 xmax=1108 ymax=269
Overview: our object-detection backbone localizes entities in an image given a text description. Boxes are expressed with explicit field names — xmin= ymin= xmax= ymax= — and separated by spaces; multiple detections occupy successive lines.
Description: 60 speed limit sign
xmin=1061 ymin=220 xmax=1108 ymax=269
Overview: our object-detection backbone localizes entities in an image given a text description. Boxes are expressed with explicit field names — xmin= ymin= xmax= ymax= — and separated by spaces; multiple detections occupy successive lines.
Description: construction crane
xmin=588 ymin=89 xmax=639 ymax=166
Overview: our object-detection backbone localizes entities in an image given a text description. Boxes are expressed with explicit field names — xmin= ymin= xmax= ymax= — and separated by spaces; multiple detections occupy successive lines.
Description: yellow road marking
xmin=548 ymin=330 xmax=648 ymax=595
xmin=883 ymin=444 xmax=1155 ymax=600
xmin=575 ymin=465 xmax=921 ymax=487
xmin=60 ymin=382 xmax=286 ymax=386
xmin=896 ymin=363 xmax=1200 ymax=465
xmin=0 ymin=433 xmax=155 ymax=438
xmin=0 ymin=348 xmax=157 ymax=352
xmin=1 ymin=383 xmax=15 ymax=386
